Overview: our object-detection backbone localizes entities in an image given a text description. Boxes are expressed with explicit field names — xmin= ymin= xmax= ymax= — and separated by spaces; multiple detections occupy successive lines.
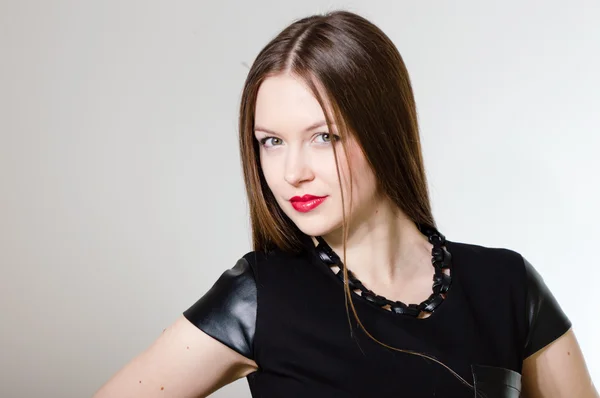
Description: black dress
xmin=183 ymin=235 xmax=571 ymax=398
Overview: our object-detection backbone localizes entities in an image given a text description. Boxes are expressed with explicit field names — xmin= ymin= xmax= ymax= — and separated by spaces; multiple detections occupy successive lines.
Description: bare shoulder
xmin=92 ymin=315 xmax=258 ymax=398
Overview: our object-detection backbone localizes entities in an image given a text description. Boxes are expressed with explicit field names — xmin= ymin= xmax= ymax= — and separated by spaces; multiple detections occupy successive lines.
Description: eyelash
xmin=258 ymin=133 xmax=340 ymax=148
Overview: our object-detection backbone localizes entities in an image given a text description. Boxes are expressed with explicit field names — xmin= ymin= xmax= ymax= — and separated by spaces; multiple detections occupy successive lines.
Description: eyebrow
xmin=253 ymin=120 xmax=333 ymax=135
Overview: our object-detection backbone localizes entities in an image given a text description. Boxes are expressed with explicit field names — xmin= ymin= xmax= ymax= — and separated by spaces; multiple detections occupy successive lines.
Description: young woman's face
xmin=253 ymin=73 xmax=380 ymax=238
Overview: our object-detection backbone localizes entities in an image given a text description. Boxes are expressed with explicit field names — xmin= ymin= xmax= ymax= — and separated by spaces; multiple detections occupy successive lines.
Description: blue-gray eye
xmin=260 ymin=137 xmax=283 ymax=147
xmin=315 ymin=133 xmax=339 ymax=143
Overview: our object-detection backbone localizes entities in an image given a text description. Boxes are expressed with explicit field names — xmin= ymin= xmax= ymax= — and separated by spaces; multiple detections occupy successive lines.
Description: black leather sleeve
xmin=183 ymin=258 xmax=257 ymax=360
xmin=522 ymin=256 xmax=572 ymax=358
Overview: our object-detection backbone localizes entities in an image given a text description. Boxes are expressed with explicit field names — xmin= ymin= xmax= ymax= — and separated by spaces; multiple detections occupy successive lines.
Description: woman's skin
xmin=93 ymin=72 xmax=598 ymax=398
xmin=254 ymin=73 xmax=437 ymax=305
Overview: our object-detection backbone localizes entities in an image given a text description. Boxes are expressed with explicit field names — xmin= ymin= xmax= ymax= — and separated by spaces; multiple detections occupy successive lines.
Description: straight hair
xmin=238 ymin=10 xmax=477 ymax=394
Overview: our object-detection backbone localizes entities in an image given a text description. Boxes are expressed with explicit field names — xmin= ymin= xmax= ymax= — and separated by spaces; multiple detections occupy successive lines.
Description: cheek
xmin=344 ymin=147 xmax=378 ymax=203
xmin=340 ymin=143 xmax=371 ymax=187
xmin=259 ymin=153 xmax=280 ymax=192
xmin=259 ymin=152 xmax=292 ymax=210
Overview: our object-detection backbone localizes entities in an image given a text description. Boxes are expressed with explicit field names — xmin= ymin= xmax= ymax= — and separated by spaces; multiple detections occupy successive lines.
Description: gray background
xmin=1 ymin=1 xmax=598 ymax=397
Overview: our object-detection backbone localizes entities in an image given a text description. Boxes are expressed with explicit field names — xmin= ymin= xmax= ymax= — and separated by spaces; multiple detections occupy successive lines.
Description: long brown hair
xmin=238 ymin=10 xmax=476 ymax=393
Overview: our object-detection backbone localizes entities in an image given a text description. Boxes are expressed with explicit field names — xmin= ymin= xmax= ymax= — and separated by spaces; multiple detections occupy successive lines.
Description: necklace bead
xmin=314 ymin=224 xmax=453 ymax=318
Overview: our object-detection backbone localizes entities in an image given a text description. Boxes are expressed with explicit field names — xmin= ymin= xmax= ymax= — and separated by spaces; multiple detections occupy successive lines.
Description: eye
xmin=314 ymin=132 xmax=339 ymax=144
xmin=259 ymin=136 xmax=283 ymax=148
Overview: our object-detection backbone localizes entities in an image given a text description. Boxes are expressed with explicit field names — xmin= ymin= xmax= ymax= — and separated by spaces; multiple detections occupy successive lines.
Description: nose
xmin=284 ymin=147 xmax=314 ymax=186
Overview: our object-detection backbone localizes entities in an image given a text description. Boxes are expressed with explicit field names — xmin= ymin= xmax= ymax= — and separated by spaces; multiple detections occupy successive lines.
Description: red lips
xmin=290 ymin=194 xmax=325 ymax=202
xmin=289 ymin=194 xmax=328 ymax=213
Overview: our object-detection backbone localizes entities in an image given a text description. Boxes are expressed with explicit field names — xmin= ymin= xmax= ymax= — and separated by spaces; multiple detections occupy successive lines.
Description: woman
xmin=93 ymin=10 xmax=598 ymax=398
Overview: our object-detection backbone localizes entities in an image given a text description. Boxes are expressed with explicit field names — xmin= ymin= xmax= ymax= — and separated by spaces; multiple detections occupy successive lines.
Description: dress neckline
xmin=304 ymin=237 xmax=460 ymax=323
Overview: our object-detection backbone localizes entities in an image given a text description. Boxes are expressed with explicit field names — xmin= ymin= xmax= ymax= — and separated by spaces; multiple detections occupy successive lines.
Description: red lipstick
xmin=289 ymin=194 xmax=327 ymax=213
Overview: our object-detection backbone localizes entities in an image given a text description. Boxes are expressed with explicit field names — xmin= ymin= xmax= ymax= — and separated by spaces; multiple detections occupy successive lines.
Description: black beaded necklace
xmin=313 ymin=224 xmax=453 ymax=318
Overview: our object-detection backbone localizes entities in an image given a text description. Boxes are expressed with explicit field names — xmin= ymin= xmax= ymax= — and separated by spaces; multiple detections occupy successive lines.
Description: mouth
xmin=289 ymin=195 xmax=328 ymax=213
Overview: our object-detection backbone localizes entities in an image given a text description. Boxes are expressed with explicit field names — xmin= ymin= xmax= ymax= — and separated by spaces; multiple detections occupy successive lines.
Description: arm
xmin=521 ymin=328 xmax=598 ymax=398
xmin=92 ymin=315 xmax=258 ymax=398
xmin=93 ymin=256 xmax=260 ymax=397
xmin=519 ymin=255 xmax=598 ymax=397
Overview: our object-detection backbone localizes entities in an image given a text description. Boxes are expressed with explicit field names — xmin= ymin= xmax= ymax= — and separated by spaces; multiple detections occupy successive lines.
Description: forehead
xmin=254 ymin=74 xmax=333 ymax=134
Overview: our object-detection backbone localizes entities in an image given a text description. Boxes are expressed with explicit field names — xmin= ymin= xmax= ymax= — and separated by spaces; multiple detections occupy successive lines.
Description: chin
xmin=278 ymin=200 xmax=344 ymax=238
xmin=292 ymin=217 xmax=342 ymax=239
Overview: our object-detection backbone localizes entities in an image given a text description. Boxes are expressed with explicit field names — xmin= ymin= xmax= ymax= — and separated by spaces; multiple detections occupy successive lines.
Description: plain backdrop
xmin=1 ymin=1 xmax=599 ymax=397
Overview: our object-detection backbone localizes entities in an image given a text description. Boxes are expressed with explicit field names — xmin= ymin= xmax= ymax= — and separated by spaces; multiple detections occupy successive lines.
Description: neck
xmin=312 ymin=197 xmax=433 ymax=287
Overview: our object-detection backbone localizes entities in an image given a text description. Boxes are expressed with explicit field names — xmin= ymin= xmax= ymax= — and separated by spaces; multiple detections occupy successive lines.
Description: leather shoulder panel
xmin=522 ymin=256 xmax=571 ymax=358
xmin=183 ymin=258 xmax=257 ymax=359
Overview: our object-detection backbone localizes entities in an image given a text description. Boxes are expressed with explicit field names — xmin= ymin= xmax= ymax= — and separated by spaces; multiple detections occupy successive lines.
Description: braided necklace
xmin=314 ymin=224 xmax=452 ymax=317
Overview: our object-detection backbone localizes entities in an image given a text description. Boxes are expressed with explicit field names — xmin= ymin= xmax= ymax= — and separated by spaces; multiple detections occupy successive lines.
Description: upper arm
xmin=520 ymin=256 xmax=598 ymax=397
xmin=522 ymin=328 xmax=598 ymax=398
xmin=93 ymin=315 xmax=258 ymax=398
xmin=93 ymin=257 xmax=260 ymax=398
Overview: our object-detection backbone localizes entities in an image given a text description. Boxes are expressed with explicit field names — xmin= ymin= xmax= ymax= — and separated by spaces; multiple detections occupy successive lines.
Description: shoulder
xmin=446 ymin=239 xmax=526 ymax=285
xmin=182 ymin=251 xmax=261 ymax=360
xmin=519 ymin=255 xmax=572 ymax=358
xmin=448 ymin=239 xmax=572 ymax=359
xmin=182 ymin=248 xmax=292 ymax=361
